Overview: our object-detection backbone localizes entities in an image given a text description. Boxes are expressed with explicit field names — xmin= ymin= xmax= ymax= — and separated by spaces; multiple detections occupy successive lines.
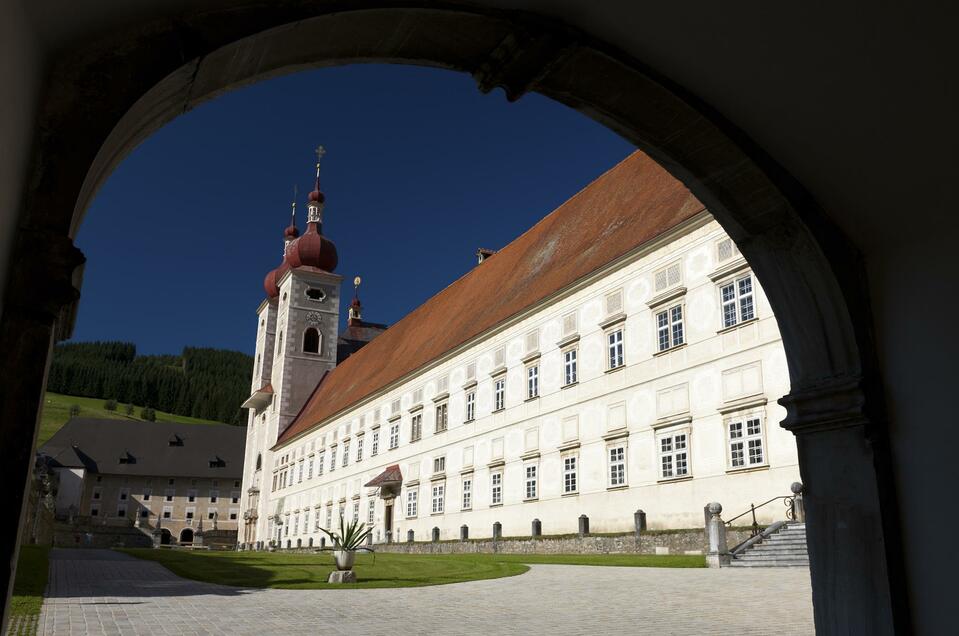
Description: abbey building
xmin=238 ymin=151 xmax=799 ymax=549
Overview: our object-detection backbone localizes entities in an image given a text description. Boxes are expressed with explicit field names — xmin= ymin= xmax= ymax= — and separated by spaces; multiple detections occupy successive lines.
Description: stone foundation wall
xmin=52 ymin=523 xmax=153 ymax=549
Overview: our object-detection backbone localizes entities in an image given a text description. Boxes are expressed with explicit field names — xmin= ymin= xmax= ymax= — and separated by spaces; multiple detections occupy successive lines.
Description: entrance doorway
xmin=160 ymin=529 xmax=171 ymax=545
xmin=383 ymin=498 xmax=394 ymax=543
xmin=179 ymin=528 xmax=194 ymax=544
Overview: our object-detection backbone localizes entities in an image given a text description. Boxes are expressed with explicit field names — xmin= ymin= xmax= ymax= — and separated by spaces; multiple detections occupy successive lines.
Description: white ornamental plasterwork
xmin=305 ymin=312 xmax=322 ymax=326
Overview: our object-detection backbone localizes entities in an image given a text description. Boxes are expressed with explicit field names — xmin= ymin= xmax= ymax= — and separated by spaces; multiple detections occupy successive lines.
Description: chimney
xmin=476 ymin=248 xmax=496 ymax=265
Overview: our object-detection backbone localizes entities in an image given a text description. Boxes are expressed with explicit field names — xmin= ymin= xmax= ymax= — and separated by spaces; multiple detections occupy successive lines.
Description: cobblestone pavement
xmin=38 ymin=549 xmax=814 ymax=635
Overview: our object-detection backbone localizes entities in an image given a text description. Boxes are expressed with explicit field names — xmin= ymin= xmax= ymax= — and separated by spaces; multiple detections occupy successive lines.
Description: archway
xmin=179 ymin=528 xmax=194 ymax=544
xmin=0 ymin=4 xmax=905 ymax=633
xmin=160 ymin=529 xmax=172 ymax=546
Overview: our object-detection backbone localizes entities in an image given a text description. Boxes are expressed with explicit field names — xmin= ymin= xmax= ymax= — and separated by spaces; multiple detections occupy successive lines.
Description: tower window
xmin=303 ymin=328 xmax=321 ymax=354
xmin=306 ymin=288 xmax=327 ymax=302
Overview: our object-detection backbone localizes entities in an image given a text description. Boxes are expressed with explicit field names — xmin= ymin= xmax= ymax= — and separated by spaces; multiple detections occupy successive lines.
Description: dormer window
xmin=168 ymin=435 xmax=184 ymax=447
xmin=118 ymin=452 xmax=136 ymax=465
xmin=209 ymin=457 xmax=227 ymax=469
xmin=306 ymin=288 xmax=327 ymax=302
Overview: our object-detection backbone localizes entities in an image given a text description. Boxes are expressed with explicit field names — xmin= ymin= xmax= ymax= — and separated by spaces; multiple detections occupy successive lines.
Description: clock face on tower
xmin=305 ymin=312 xmax=322 ymax=326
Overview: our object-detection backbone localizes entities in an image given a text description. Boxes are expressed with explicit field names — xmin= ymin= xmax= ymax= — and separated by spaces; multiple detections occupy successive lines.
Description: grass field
xmin=37 ymin=392 xmax=228 ymax=446
xmin=119 ymin=549 xmax=704 ymax=590
xmin=7 ymin=545 xmax=50 ymax=636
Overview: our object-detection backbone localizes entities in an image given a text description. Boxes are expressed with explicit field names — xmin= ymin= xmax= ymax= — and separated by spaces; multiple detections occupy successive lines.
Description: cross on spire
xmin=315 ymin=145 xmax=326 ymax=178
xmin=291 ymin=184 xmax=297 ymax=226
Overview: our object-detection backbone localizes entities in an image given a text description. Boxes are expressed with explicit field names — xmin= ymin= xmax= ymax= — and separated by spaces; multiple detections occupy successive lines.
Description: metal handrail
xmin=724 ymin=495 xmax=796 ymax=538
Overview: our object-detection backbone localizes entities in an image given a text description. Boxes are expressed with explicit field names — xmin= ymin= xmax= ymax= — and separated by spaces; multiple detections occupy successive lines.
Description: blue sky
xmin=74 ymin=64 xmax=634 ymax=355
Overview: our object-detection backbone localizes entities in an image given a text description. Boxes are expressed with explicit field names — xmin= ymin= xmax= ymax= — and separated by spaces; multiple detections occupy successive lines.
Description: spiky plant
xmin=319 ymin=515 xmax=373 ymax=551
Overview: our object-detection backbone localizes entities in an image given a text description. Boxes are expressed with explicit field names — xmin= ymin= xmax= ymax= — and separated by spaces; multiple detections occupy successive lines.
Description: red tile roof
xmin=364 ymin=464 xmax=403 ymax=487
xmin=275 ymin=151 xmax=703 ymax=447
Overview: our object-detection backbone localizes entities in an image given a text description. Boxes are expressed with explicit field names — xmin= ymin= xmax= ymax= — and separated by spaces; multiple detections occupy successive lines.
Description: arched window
xmin=303 ymin=327 xmax=321 ymax=354
xmin=255 ymin=453 xmax=262 ymax=471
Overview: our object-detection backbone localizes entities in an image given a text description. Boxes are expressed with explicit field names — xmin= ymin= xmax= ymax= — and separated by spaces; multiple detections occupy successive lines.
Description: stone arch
xmin=179 ymin=528 xmax=194 ymax=544
xmin=0 ymin=4 xmax=905 ymax=633
xmin=303 ymin=327 xmax=321 ymax=354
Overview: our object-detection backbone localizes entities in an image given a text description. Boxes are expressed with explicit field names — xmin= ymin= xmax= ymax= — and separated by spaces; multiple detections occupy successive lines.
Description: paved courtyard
xmin=38 ymin=549 xmax=814 ymax=635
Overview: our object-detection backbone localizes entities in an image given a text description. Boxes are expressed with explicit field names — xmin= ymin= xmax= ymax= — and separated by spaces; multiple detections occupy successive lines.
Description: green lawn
xmin=7 ymin=545 xmax=50 ymax=636
xmin=37 ymin=392 xmax=228 ymax=446
xmin=118 ymin=549 xmax=704 ymax=590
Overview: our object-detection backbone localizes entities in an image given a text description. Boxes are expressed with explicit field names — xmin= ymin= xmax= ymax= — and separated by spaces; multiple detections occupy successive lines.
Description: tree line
xmin=47 ymin=341 xmax=253 ymax=425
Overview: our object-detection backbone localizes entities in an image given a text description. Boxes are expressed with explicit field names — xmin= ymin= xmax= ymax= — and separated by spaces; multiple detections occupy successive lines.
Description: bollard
xmin=460 ymin=524 xmax=469 ymax=541
xmin=705 ymin=502 xmax=731 ymax=568
xmin=493 ymin=521 xmax=502 ymax=540
xmin=791 ymin=482 xmax=806 ymax=523
xmin=432 ymin=527 xmax=440 ymax=542
xmin=531 ymin=518 xmax=542 ymax=538
xmin=578 ymin=514 xmax=590 ymax=537
xmin=408 ymin=529 xmax=415 ymax=543
xmin=634 ymin=509 xmax=647 ymax=537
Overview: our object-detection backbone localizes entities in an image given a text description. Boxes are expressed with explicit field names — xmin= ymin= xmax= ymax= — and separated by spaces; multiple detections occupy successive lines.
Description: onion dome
xmin=284 ymin=224 xmax=300 ymax=239
xmin=287 ymin=223 xmax=338 ymax=272
xmin=263 ymin=257 xmax=290 ymax=298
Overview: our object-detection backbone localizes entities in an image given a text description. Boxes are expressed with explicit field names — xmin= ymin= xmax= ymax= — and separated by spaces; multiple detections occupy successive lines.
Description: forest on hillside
xmin=46 ymin=342 xmax=253 ymax=425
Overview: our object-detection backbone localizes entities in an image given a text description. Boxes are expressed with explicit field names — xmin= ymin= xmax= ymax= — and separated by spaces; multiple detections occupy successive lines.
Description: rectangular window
xmin=729 ymin=417 xmax=765 ymax=467
xmin=527 ymin=365 xmax=539 ymax=399
xmin=229 ymin=509 xmax=239 ymax=521
xmin=462 ymin=477 xmax=472 ymax=510
xmin=317 ymin=453 xmax=325 ymax=476
xmin=207 ymin=508 xmax=216 ymax=520
xmin=607 ymin=329 xmax=625 ymax=369
xmin=231 ymin=491 xmax=240 ymax=504
xmin=356 ymin=438 xmax=364 ymax=462
xmin=187 ymin=489 xmax=196 ymax=503
xmin=435 ymin=402 xmax=448 ymax=433
xmin=185 ymin=508 xmax=194 ymax=520
xmin=307 ymin=458 xmax=314 ymax=479
xmin=118 ymin=488 xmax=129 ymax=501
xmin=297 ymin=461 xmax=304 ymax=483
xmin=353 ymin=501 xmax=360 ymax=523
xmin=389 ymin=423 xmax=400 ymax=449
xmin=654 ymin=262 xmax=683 ymax=292
xmin=210 ymin=490 xmax=219 ymax=504
xmin=342 ymin=442 xmax=350 ymax=467
xmin=525 ymin=465 xmax=538 ymax=499
xmin=563 ymin=455 xmax=578 ymax=493
xmin=165 ymin=489 xmax=174 ymax=502
xmin=371 ymin=430 xmax=379 ymax=456
xmin=493 ymin=377 xmax=505 ymax=411
xmin=326 ymin=507 xmax=332 ymax=529
xmin=564 ymin=348 xmax=578 ymax=385
xmin=660 ymin=432 xmax=690 ymax=478
xmin=117 ymin=505 xmax=127 ymax=518
xmin=410 ymin=414 xmax=422 ymax=442
xmin=406 ymin=490 xmax=418 ymax=517
xmin=330 ymin=448 xmax=337 ymax=471
xmin=465 ymin=391 xmax=476 ymax=422
xmin=142 ymin=488 xmax=151 ymax=501
xmin=656 ymin=305 xmax=685 ymax=352
xmin=433 ymin=456 xmax=446 ymax=474
xmin=90 ymin=503 xmax=100 ymax=517
xmin=92 ymin=487 xmax=101 ymax=500
xmin=368 ymin=499 xmax=375 ymax=526
xmin=272 ymin=475 xmax=277 ymax=492
xmin=609 ymin=446 xmax=627 ymax=486
xmin=721 ymin=274 xmax=756 ymax=329
xmin=491 ymin=472 xmax=502 ymax=505
xmin=431 ymin=484 xmax=445 ymax=514
xmin=162 ymin=506 xmax=172 ymax=519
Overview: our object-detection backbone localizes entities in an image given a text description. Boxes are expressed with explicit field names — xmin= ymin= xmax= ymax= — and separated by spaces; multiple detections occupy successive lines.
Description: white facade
xmin=241 ymin=213 xmax=799 ymax=548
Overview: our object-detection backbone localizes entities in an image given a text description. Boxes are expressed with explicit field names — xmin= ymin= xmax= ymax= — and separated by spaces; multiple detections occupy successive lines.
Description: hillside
xmin=37 ymin=392 xmax=229 ymax=447
xmin=45 ymin=341 xmax=253 ymax=425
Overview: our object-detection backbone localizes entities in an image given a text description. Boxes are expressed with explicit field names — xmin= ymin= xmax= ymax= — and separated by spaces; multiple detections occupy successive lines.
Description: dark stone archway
xmin=179 ymin=528 xmax=194 ymax=544
xmin=0 ymin=3 xmax=907 ymax=633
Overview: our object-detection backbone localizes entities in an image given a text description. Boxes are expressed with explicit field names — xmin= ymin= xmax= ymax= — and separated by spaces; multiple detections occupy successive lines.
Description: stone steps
xmin=729 ymin=521 xmax=808 ymax=568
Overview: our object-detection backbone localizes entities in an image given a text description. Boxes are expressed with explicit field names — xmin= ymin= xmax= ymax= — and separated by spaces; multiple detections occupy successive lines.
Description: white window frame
xmin=607 ymin=328 xmax=625 ymax=369
xmin=562 ymin=454 xmax=578 ymax=494
xmin=462 ymin=476 xmax=473 ymax=510
xmin=353 ymin=500 xmax=360 ymax=523
xmin=317 ymin=452 xmax=325 ymax=476
xmin=406 ymin=489 xmax=418 ymax=518
xmin=367 ymin=499 xmax=376 ymax=526
xmin=431 ymin=483 xmax=445 ymax=514
xmin=608 ymin=445 xmax=627 ymax=487
xmin=563 ymin=347 xmax=578 ymax=386
xmin=435 ymin=402 xmax=448 ymax=433
xmin=727 ymin=412 xmax=767 ymax=469
xmin=658 ymin=429 xmax=691 ymax=479
xmin=524 ymin=464 xmax=538 ymax=500
xmin=490 ymin=471 xmax=503 ymax=505
xmin=307 ymin=457 xmax=314 ymax=480
xmin=720 ymin=273 xmax=756 ymax=329
xmin=410 ymin=413 xmax=422 ymax=442
xmin=655 ymin=304 xmax=685 ymax=352
xmin=371 ymin=430 xmax=379 ymax=456
xmin=342 ymin=441 xmax=350 ymax=467
xmin=465 ymin=391 xmax=476 ymax=422
xmin=389 ymin=423 xmax=400 ymax=449
xmin=493 ymin=377 xmax=506 ymax=411
xmin=356 ymin=437 xmax=364 ymax=462
xmin=433 ymin=456 xmax=446 ymax=474
xmin=526 ymin=364 xmax=539 ymax=399
xmin=330 ymin=448 xmax=337 ymax=471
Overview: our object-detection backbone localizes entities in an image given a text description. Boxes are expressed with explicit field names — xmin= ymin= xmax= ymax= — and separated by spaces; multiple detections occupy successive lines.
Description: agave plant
xmin=319 ymin=516 xmax=373 ymax=551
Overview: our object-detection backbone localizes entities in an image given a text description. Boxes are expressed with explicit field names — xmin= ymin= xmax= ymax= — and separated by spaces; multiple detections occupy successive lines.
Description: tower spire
xmin=348 ymin=275 xmax=363 ymax=325
xmin=307 ymin=146 xmax=326 ymax=226
xmin=283 ymin=184 xmax=300 ymax=248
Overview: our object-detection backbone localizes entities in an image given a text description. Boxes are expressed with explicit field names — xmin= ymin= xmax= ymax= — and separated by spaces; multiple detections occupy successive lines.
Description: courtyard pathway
xmin=38 ymin=549 xmax=813 ymax=635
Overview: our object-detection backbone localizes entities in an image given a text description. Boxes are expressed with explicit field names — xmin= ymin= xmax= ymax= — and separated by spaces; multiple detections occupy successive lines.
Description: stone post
xmin=460 ymin=524 xmax=469 ymax=541
xmin=492 ymin=521 xmax=502 ymax=540
xmin=407 ymin=529 xmax=414 ymax=543
xmin=791 ymin=482 xmax=806 ymax=522
xmin=531 ymin=518 xmax=542 ymax=538
xmin=578 ymin=514 xmax=589 ymax=537
xmin=194 ymin=519 xmax=204 ymax=547
xmin=634 ymin=509 xmax=646 ymax=537
xmin=705 ymin=502 xmax=731 ymax=568
xmin=152 ymin=519 xmax=163 ymax=548
xmin=432 ymin=527 xmax=440 ymax=542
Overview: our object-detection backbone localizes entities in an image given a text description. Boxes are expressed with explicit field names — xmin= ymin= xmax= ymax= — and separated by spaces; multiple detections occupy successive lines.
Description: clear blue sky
xmin=74 ymin=64 xmax=634 ymax=356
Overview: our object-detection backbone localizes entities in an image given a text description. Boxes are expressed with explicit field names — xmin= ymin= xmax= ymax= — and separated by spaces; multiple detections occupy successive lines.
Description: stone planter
xmin=333 ymin=550 xmax=355 ymax=571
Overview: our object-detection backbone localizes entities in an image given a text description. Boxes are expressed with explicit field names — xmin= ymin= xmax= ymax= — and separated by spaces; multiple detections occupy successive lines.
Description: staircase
xmin=729 ymin=522 xmax=808 ymax=567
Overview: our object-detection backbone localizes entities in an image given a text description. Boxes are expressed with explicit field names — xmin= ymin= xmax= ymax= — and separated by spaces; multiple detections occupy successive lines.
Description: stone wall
xmin=52 ymin=523 xmax=153 ymax=549
xmin=365 ymin=528 xmax=755 ymax=556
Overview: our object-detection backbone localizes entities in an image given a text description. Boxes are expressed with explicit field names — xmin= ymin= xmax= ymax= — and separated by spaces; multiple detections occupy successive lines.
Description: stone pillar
xmin=492 ymin=522 xmax=502 ymax=540
xmin=705 ymin=502 xmax=730 ymax=568
xmin=791 ymin=482 xmax=806 ymax=523
xmin=531 ymin=518 xmax=542 ymax=538
xmin=407 ymin=529 xmax=414 ymax=543
xmin=460 ymin=525 xmax=469 ymax=541
xmin=578 ymin=514 xmax=589 ymax=537
xmin=432 ymin=527 xmax=439 ymax=542
xmin=634 ymin=509 xmax=646 ymax=537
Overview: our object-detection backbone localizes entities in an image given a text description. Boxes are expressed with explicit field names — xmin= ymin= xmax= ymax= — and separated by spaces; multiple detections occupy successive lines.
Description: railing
xmin=725 ymin=494 xmax=797 ymax=538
